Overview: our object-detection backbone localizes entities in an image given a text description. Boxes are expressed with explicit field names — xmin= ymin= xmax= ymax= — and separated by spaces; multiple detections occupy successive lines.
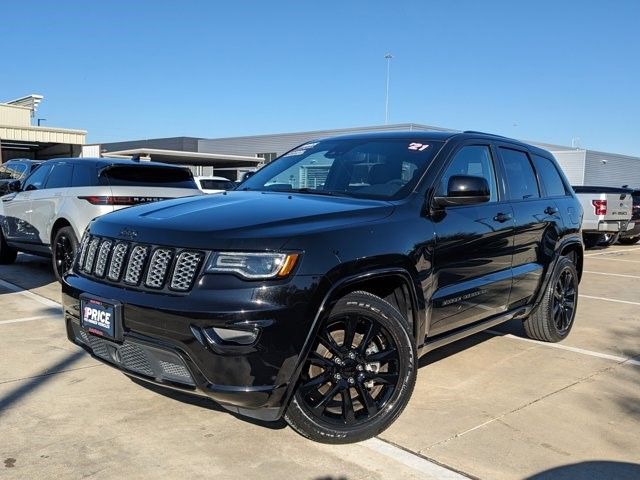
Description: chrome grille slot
xmin=77 ymin=235 xmax=203 ymax=293
xmin=145 ymin=248 xmax=173 ymax=288
xmin=83 ymin=238 xmax=100 ymax=272
xmin=108 ymin=243 xmax=128 ymax=281
xmin=94 ymin=240 xmax=112 ymax=277
xmin=124 ymin=245 xmax=149 ymax=285
xmin=171 ymin=251 xmax=203 ymax=291
xmin=77 ymin=234 xmax=90 ymax=270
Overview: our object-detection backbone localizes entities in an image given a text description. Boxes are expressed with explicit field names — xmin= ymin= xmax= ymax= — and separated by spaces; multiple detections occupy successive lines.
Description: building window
xmin=257 ymin=152 xmax=278 ymax=163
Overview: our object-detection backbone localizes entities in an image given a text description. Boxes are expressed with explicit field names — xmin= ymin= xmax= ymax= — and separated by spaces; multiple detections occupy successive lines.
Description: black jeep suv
xmin=63 ymin=131 xmax=584 ymax=443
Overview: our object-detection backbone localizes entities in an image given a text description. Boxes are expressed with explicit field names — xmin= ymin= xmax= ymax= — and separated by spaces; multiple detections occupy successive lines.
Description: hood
xmin=90 ymin=190 xmax=395 ymax=250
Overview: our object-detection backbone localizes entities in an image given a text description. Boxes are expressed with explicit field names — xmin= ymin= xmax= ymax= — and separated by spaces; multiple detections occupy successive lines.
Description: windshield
xmin=0 ymin=163 xmax=28 ymax=180
xmin=100 ymin=165 xmax=197 ymax=189
xmin=240 ymin=138 xmax=443 ymax=200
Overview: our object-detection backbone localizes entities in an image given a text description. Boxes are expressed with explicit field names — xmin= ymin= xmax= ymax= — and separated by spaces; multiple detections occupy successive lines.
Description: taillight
xmin=592 ymin=199 xmax=607 ymax=215
xmin=78 ymin=196 xmax=168 ymax=205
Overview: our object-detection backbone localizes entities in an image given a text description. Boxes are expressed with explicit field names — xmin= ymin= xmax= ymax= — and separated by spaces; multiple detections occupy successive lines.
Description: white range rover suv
xmin=0 ymin=157 xmax=201 ymax=281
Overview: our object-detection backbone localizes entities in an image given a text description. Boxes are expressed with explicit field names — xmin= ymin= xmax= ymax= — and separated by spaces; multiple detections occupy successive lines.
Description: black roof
xmin=316 ymin=130 xmax=553 ymax=156
xmin=42 ymin=157 xmax=190 ymax=170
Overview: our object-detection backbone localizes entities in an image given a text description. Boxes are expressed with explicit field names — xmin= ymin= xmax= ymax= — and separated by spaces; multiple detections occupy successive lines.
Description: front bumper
xmin=63 ymin=272 xmax=325 ymax=421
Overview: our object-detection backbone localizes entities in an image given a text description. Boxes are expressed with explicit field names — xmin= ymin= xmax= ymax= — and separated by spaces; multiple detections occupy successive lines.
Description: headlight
xmin=205 ymin=252 xmax=299 ymax=279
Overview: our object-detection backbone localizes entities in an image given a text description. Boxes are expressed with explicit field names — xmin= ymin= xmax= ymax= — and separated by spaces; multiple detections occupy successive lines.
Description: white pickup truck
xmin=573 ymin=186 xmax=634 ymax=248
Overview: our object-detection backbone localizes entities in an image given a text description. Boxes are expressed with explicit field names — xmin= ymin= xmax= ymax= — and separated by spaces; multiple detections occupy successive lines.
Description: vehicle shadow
xmin=128 ymin=377 xmax=287 ymax=430
xmin=0 ymin=253 xmax=56 ymax=293
xmin=526 ymin=460 xmax=640 ymax=480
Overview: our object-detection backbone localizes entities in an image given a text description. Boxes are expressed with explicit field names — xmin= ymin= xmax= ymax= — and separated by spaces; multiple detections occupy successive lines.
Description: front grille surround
xmin=75 ymin=234 xmax=205 ymax=294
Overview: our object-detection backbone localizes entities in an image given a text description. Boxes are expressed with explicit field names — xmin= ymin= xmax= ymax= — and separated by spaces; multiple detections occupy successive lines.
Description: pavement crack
xmin=0 ymin=364 xmax=104 ymax=386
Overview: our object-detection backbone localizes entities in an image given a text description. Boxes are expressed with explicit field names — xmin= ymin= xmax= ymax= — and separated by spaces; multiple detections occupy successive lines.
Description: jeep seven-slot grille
xmin=76 ymin=235 xmax=204 ymax=292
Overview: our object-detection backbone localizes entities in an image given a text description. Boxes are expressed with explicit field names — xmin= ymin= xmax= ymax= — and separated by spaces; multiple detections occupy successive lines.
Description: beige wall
xmin=0 ymin=104 xmax=31 ymax=127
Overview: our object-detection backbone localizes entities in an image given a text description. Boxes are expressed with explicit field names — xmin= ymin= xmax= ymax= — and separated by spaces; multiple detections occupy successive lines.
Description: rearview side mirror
xmin=433 ymin=175 xmax=490 ymax=207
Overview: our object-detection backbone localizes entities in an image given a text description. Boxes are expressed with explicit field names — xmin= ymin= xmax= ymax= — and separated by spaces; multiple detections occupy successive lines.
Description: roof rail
xmin=462 ymin=130 xmax=509 ymax=138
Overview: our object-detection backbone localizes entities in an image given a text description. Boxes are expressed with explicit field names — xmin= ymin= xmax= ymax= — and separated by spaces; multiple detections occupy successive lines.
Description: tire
xmin=0 ymin=229 xmax=17 ymax=265
xmin=52 ymin=226 xmax=78 ymax=283
xmin=284 ymin=291 xmax=417 ymax=444
xmin=523 ymin=256 xmax=578 ymax=343
xmin=618 ymin=236 xmax=640 ymax=245
xmin=582 ymin=233 xmax=603 ymax=249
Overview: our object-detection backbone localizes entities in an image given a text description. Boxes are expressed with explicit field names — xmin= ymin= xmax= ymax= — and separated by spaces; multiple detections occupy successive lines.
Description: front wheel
xmin=52 ymin=226 xmax=78 ymax=283
xmin=523 ymin=256 xmax=579 ymax=342
xmin=284 ymin=291 xmax=416 ymax=444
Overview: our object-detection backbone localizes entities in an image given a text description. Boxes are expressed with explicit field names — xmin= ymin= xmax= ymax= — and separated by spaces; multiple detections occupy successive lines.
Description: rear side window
xmin=532 ymin=155 xmax=567 ymax=197
xmin=45 ymin=164 xmax=74 ymax=189
xmin=101 ymin=165 xmax=197 ymax=189
xmin=500 ymin=148 xmax=540 ymax=200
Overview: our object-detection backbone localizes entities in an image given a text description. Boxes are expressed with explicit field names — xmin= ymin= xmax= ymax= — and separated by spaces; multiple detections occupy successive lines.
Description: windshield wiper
xmin=288 ymin=188 xmax=351 ymax=197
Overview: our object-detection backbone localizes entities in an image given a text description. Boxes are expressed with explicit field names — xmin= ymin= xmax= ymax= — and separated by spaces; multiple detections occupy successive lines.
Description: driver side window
xmin=438 ymin=145 xmax=498 ymax=202
xmin=22 ymin=163 xmax=52 ymax=191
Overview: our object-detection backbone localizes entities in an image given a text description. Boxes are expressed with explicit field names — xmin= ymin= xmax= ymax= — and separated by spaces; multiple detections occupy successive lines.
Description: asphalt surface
xmin=1 ymin=246 xmax=639 ymax=479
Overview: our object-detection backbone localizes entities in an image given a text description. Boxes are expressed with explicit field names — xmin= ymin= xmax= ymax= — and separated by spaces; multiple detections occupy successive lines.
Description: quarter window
xmin=500 ymin=148 xmax=540 ymax=200
xmin=531 ymin=155 xmax=567 ymax=197
xmin=438 ymin=145 xmax=498 ymax=202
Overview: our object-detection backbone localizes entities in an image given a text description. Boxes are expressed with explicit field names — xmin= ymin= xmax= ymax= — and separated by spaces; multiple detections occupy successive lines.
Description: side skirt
xmin=419 ymin=306 xmax=529 ymax=356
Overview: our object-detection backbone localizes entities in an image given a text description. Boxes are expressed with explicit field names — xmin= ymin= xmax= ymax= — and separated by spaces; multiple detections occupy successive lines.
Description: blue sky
xmin=1 ymin=0 xmax=639 ymax=155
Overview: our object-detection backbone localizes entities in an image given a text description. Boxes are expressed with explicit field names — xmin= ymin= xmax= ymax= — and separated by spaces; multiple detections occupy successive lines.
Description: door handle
xmin=544 ymin=206 xmax=559 ymax=215
xmin=493 ymin=212 xmax=512 ymax=223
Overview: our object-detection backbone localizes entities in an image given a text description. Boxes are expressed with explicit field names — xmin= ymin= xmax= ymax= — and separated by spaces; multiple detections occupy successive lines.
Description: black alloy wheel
xmin=285 ymin=291 xmax=416 ymax=443
xmin=299 ymin=314 xmax=401 ymax=426
xmin=552 ymin=268 xmax=577 ymax=335
xmin=523 ymin=256 xmax=579 ymax=342
xmin=52 ymin=226 xmax=78 ymax=283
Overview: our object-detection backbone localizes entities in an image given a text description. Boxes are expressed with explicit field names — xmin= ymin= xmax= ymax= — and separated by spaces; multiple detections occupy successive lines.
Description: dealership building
xmin=0 ymin=95 xmax=86 ymax=162
xmin=97 ymin=123 xmax=640 ymax=187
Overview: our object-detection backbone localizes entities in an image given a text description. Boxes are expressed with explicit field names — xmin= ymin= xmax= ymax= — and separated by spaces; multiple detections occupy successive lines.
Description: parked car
xmin=0 ymin=157 xmax=201 ymax=281
xmin=0 ymin=159 xmax=42 ymax=195
xmin=62 ymin=131 xmax=583 ymax=443
xmin=618 ymin=188 xmax=640 ymax=244
xmin=572 ymin=186 xmax=634 ymax=248
xmin=194 ymin=175 xmax=236 ymax=193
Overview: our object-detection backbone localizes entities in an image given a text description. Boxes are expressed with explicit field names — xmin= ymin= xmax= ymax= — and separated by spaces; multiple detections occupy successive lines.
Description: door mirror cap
xmin=7 ymin=180 xmax=22 ymax=193
xmin=433 ymin=175 xmax=491 ymax=207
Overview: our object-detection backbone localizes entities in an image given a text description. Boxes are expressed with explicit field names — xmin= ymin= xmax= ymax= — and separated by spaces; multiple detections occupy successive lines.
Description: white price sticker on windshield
xmin=408 ymin=143 xmax=429 ymax=151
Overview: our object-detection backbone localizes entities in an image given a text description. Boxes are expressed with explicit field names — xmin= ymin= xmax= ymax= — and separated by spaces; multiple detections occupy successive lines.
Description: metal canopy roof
xmin=104 ymin=148 xmax=262 ymax=168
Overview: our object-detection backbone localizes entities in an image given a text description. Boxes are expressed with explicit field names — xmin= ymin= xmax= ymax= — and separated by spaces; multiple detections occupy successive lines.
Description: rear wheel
xmin=618 ymin=236 xmax=640 ymax=245
xmin=284 ymin=291 xmax=416 ymax=444
xmin=523 ymin=256 xmax=578 ymax=342
xmin=0 ymin=229 xmax=17 ymax=265
xmin=52 ymin=226 xmax=78 ymax=283
xmin=582 ymin=233 xmax=603 ymax=249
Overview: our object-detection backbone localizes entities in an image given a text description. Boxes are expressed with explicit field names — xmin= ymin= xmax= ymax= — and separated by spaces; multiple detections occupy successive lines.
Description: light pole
xmin=384 ymin=53 xmax=393 ymax=124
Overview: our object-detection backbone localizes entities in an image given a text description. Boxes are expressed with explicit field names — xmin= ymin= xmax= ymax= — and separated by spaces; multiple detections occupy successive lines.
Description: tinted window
xmin=199 ymin=179 xmax=235 ymax=190
xmin=72 ymin=164 xmax=99 ymax=187
xmin=241 ymin=139 xmax=443 ymax=200
xmin=0 ymin=163 xmax=27 ymax=180
xmin=23 ymin=163 xmax=52 ymax=190
xmin=44 ymin=164 xmax=74 ymax=189
xmin=438 ymin=145 xmax=498 ymax=202
xmin=102 ymin=165 xmax=197 ymax=189
xmin=500 ymin=148 xmax=540 ymax=200
xmin=532 ymin=155 xmax=567 ymax=197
